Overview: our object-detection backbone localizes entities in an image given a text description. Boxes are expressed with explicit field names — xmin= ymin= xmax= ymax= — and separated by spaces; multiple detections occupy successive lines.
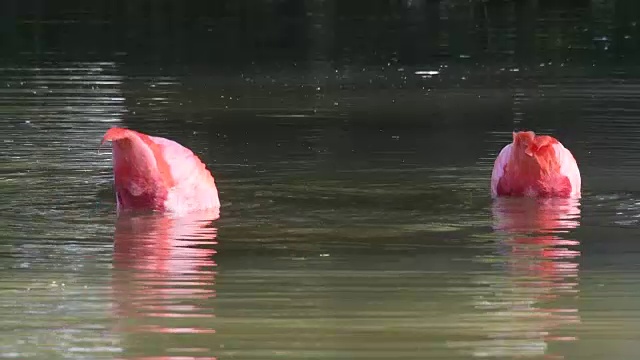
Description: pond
xmin=2 ymin=1 xmax=640 ymax=359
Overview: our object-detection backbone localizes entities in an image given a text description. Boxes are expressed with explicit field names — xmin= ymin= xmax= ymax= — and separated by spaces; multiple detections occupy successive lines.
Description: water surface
xmin=3 ymin=2 xmax=640 ymax=358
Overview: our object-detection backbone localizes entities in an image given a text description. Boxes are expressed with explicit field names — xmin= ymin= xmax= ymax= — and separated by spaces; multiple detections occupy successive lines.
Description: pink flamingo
xmin=101 ymin=127 xmax=220 ymax=214
xmin=491 ymin=131 xmax=581 ymax=198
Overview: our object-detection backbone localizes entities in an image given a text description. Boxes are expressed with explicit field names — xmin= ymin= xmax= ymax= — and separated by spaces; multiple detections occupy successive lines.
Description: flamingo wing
xmin=553 ymin=143 xmax=581 ymax=198
xmin=490 ymin=143 xmax=513 ymax=198
xmin=147 ymin=135 xmax=221 ymax=212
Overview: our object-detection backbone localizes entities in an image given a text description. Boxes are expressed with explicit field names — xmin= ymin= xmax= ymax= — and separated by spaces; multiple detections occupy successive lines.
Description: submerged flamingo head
xmin=102 ymin=127 xmax=175 ymax=211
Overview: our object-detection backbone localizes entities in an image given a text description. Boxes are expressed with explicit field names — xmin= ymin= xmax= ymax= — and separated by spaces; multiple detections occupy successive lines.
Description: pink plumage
xmin=491 ymin=131 xmax=581 ymax=198
xmin=102 ymin=127 xmax=221 ymax=214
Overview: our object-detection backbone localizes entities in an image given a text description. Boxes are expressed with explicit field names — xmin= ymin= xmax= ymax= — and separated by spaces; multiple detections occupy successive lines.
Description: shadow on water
xmin=112 ymin=210 xmax=220 ymax=359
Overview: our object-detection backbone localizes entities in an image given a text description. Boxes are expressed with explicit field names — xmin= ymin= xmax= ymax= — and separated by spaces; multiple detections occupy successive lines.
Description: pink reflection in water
xmin=493 ymin=198 xmax=581 ymax=283
xmin=492 ymin=197 xmax=581 ymax=234
xmin=111 ymin=209 xmax=219 ymax=340
xmin=487 ymin=197 xmax=582 ymax=358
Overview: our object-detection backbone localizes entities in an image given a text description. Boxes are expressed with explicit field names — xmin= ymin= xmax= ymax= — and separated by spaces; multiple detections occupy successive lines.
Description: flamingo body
xmin=491 ymin=131 xmax=581 ymax=198
xmin=102 ymin=127 xmax=220 ymax=214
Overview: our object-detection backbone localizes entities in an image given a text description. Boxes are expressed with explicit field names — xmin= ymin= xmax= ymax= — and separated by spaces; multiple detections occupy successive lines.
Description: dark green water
xmin=3 ymin=1 xmax=640 ymax=359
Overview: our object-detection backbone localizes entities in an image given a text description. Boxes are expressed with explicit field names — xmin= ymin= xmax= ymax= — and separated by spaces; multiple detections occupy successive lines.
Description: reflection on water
xmin=112 ymin=210 xmax=219 ymax=358
xmin=450 ymin=198 xmax=581 ymax=358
